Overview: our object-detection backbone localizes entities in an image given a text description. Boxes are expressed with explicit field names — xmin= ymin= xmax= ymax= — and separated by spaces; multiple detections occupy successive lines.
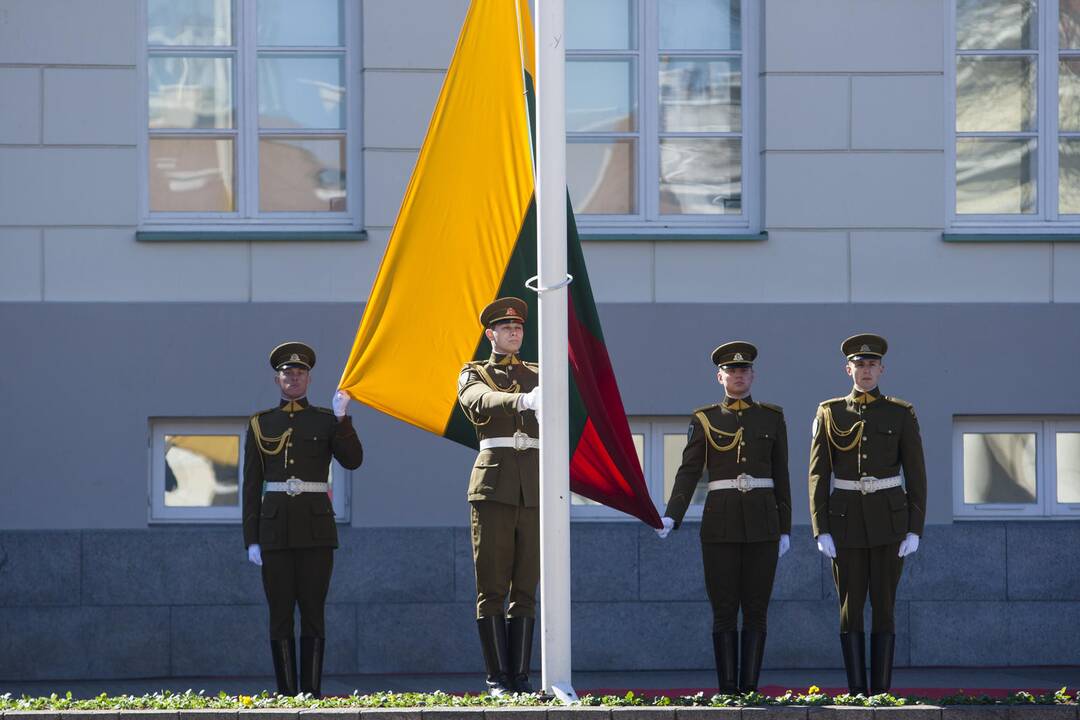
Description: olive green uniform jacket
xmin=457 ymin=354 xmax=540 ymax=507
xmin=808 ymin=387 xmax=927 ymax=549
xmin=665 ymin=397 xmax=792 ymax=543
xmin=242 ymin=398 xmax=364 ymax=550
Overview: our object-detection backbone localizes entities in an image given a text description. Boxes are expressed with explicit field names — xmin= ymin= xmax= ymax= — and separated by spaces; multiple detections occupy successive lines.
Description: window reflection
xmin=149 ymin=56 xmax=234 ymax=130
xmin=659 ymin=57 xmax=740 ymax=133
xmin=956 ymin=138 xmax=1037 ymax=214
xmin=660 ymin=138 xmax=741 ymax=214
xmin=962 ymin=432 xmax=1037 ymax=504
xmin=568 ymin=139 xmax=636 ymax=214
xmin=164 ymin=434 xmax=239 ymax=508
xmin=258 ymin=56 xmax=344 ymax=130
xmin=257 ymin=0 xmax=343 ymax=47
xmin=259 ymin=137 xmax=345 ymax=212
xmin=957 ymin=0 xmax=1037 ymax=50
xmin=148 ymin=0 xmax=232 ymax=46
xmin=1056 ymin=433 xmax=1080 ymax=503
xmin=149 ymin=137 xmax=235 ymax=212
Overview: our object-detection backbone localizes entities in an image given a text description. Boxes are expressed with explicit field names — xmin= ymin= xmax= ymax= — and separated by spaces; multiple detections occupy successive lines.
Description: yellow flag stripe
xmin=338 ymin=0 xmax=536 ymax=434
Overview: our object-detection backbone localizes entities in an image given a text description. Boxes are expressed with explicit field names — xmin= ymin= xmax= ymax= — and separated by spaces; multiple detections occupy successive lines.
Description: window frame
xmin=952 ymin=415 xmax=1080 ymax=519
xmin=137 ymin=0 xmax=363 ymax=231
xmin=149 ymin=417 xmax=352 ymax=524
xmin=567 ymin=0 xmax=761 ymax=236
xmin=946 ymin=0 xmax=1080 ymax=231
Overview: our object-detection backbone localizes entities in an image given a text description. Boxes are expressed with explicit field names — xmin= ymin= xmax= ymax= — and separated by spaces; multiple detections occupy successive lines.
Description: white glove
xmin=332 ymin=390 xmax=350 ymax=418
xmin=655 ymin=516 xmax=674 ymax=539
xmin=778 ymin=534 xmax=790 ymax=558
xmin=816 ymin=533 xmax=837 ymax=559
xmin=898 ymin=532 xmax=920 ymax=557
xmin=247 ymin=544 xmax=263 ymax=566
xmin=518 ymin=386 xmax=541 ymax=413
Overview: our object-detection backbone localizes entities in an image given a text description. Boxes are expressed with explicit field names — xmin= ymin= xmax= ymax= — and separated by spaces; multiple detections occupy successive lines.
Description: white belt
xmin=833 ymin=475 xmax=902 ymax=495
xmin=264 ymin=479 xmax=329 ymax=496
xmin=479 ymin=432 xmax=539 ymax=451
xmin=707 ymin=474 xmax=774 ymax=493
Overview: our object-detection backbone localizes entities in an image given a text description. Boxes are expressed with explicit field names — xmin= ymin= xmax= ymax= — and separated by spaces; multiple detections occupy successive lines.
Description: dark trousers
xmin=831 ymin=543 xmax=903 ymax=633
xmin=470 ymin=500 xmax=540 ymax=619
xmin=261 ymin=547 xmax=334 ymax=639
xmin=702 ymin=540 xmax=779 ymax=633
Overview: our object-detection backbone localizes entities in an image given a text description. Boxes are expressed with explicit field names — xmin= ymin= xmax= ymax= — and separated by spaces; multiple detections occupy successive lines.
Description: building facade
xmin=1 ymin=0 xmax=1079 ymax=681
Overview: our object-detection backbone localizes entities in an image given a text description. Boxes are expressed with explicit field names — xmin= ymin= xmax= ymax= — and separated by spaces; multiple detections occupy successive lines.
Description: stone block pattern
xmin=0 ymin=522 xmax=1078 ymax=680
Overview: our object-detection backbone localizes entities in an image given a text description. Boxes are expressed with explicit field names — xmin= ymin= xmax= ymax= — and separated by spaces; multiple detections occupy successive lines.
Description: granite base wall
xmin=1 ymin=522 xmax=1078 ymax=680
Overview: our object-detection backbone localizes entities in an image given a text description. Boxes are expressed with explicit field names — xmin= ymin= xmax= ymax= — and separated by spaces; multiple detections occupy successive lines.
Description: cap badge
xmin=733 ymin=352 xmax=744 ymax=361
xmin=506 ymin=307 xmax=519 ymax=317
xmin=290 ymin=353 xmax=300 ymax=362
xmin=860 ymin=344 xmax=870 ymax=352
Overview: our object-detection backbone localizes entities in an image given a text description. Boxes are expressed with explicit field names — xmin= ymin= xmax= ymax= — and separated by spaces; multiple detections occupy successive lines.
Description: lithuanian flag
xmin=338 ymin=0 xmax=661 ymax=528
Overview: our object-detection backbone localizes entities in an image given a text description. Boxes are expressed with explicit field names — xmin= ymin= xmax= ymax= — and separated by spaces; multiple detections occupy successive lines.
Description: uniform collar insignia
xmin=723 ymin=396 xmax=751 ymax=411
xmin=280 ymin=398 xmax=309 ymax=412
xmin=492 ymin=352 xmax=520 ymax=366
xmin=851 ymin=388 xmax=880 ymax=405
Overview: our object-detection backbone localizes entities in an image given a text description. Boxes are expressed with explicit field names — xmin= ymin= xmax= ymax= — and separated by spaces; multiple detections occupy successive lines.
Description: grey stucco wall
xmin=3 ymin=301 xmax=1079 ymax=529
xmin=1 ymin=521 xmax=1079 ymax=681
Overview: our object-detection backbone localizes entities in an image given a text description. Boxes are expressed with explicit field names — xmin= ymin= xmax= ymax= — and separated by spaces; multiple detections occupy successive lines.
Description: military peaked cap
xmin=842 ymin=333 xmax=888 ymax=360
xmin=270 ymin=341 xmax=316 ymax=371
xmin=711 ymin=340 xmax=757 ymax=368
xmin=480 ymin=297 xmax=528 ymax=327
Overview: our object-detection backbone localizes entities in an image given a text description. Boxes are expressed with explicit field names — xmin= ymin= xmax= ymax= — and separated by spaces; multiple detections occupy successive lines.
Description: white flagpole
xmin=534 ymin=0 xmax=576 ymax=704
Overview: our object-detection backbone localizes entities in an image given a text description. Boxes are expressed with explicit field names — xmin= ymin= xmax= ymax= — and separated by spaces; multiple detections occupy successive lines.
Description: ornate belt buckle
xmin=736 ymin=473 xmax=753 ymax=493
xmin=859 ymin=476 xmax=874 ymax=495
xmin=513 ymin=430 xmax=529 ymax=451
xmin=285 ymin=477 xmax=303 ymax=496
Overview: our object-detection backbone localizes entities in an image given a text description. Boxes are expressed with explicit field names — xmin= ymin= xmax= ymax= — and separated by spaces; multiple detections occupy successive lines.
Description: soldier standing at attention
xmin=457 ymin=297 xmax=541 ymax=696
xmin=243 ymin=342 xmax=364 ymax=697
xmin=656 ymin=341 xmax=791 ymax=694
xmin=809 ymin=334 xmax=927 ymax=696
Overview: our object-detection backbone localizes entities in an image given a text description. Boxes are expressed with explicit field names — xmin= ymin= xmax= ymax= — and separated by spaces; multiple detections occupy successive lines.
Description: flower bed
xmin=0 ymin=688 xmax=1075 ymax=714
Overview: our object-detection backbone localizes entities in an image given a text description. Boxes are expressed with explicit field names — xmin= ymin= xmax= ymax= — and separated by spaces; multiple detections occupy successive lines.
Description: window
xmin=572 ymin=417 xmax=707 ymax=520
xmin=141 ymin=0 xmax=359 ymax=228
xmin=150 ymin=418 xmax=351 ymax=523
xmin=949 ymin=0 xmax=1080 ymax=227
xmin=565 ymin=0 xmax=758 ymax=233
xmin=952 ymin=416 xmax=1080 ymax=518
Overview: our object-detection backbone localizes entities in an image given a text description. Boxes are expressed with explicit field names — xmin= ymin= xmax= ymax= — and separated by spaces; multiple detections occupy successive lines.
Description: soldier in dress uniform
xmin=656 ymin=341 xmax=791 ymax=694
xmin=457 ymin=297 xmax=542 ymax=696
xmin=243 ymin=342 xmax=364 ymax=697
xmin=808 ymin=333 xmax=926 ymax=696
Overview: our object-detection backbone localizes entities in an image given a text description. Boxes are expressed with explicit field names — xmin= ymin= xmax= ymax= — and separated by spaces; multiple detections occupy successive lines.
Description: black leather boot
xmin=299 ymin=636 xmax=325 ymax=698
xmin=477 ymin=615 xmax=514 ymax=696
xmin=840 ymin=631 xmax=868 ymax=696
xmin=738 ymin=630 xmax=767 ymax=693
xmin=870 ymin=633 xmax=895 ymax=695
xmin=711 ymin=631 xmax=739 ymax=695
xmin=270 ymin=638 xmax=298 ymax=696
xmin=508 ymin=616 xmax=535 ymax=693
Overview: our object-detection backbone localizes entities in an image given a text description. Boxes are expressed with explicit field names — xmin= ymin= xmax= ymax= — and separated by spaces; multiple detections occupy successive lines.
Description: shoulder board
xmin=251 ymin=407 xmax=276 ymax=419
xmin=757 ymin=401 xmax=783 ymax=413
xmin=522 ymin=361 xmax=539 ymax=369
xmin=693 ymin=402 xmax=722 ymax=414
xmin=461 ymin=360 xmax=485 ymax=372
xmin=885 ymin=396 xmax=913 ymax=409
xmin=819 ymin=396 xmax=847 ymax=407
xmin=312 ymin=406 xmax=335 ymax=415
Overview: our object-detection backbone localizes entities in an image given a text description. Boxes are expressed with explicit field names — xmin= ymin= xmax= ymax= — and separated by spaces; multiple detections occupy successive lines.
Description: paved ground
xmin=2 ymin=668 xmax=1077 ymax=700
